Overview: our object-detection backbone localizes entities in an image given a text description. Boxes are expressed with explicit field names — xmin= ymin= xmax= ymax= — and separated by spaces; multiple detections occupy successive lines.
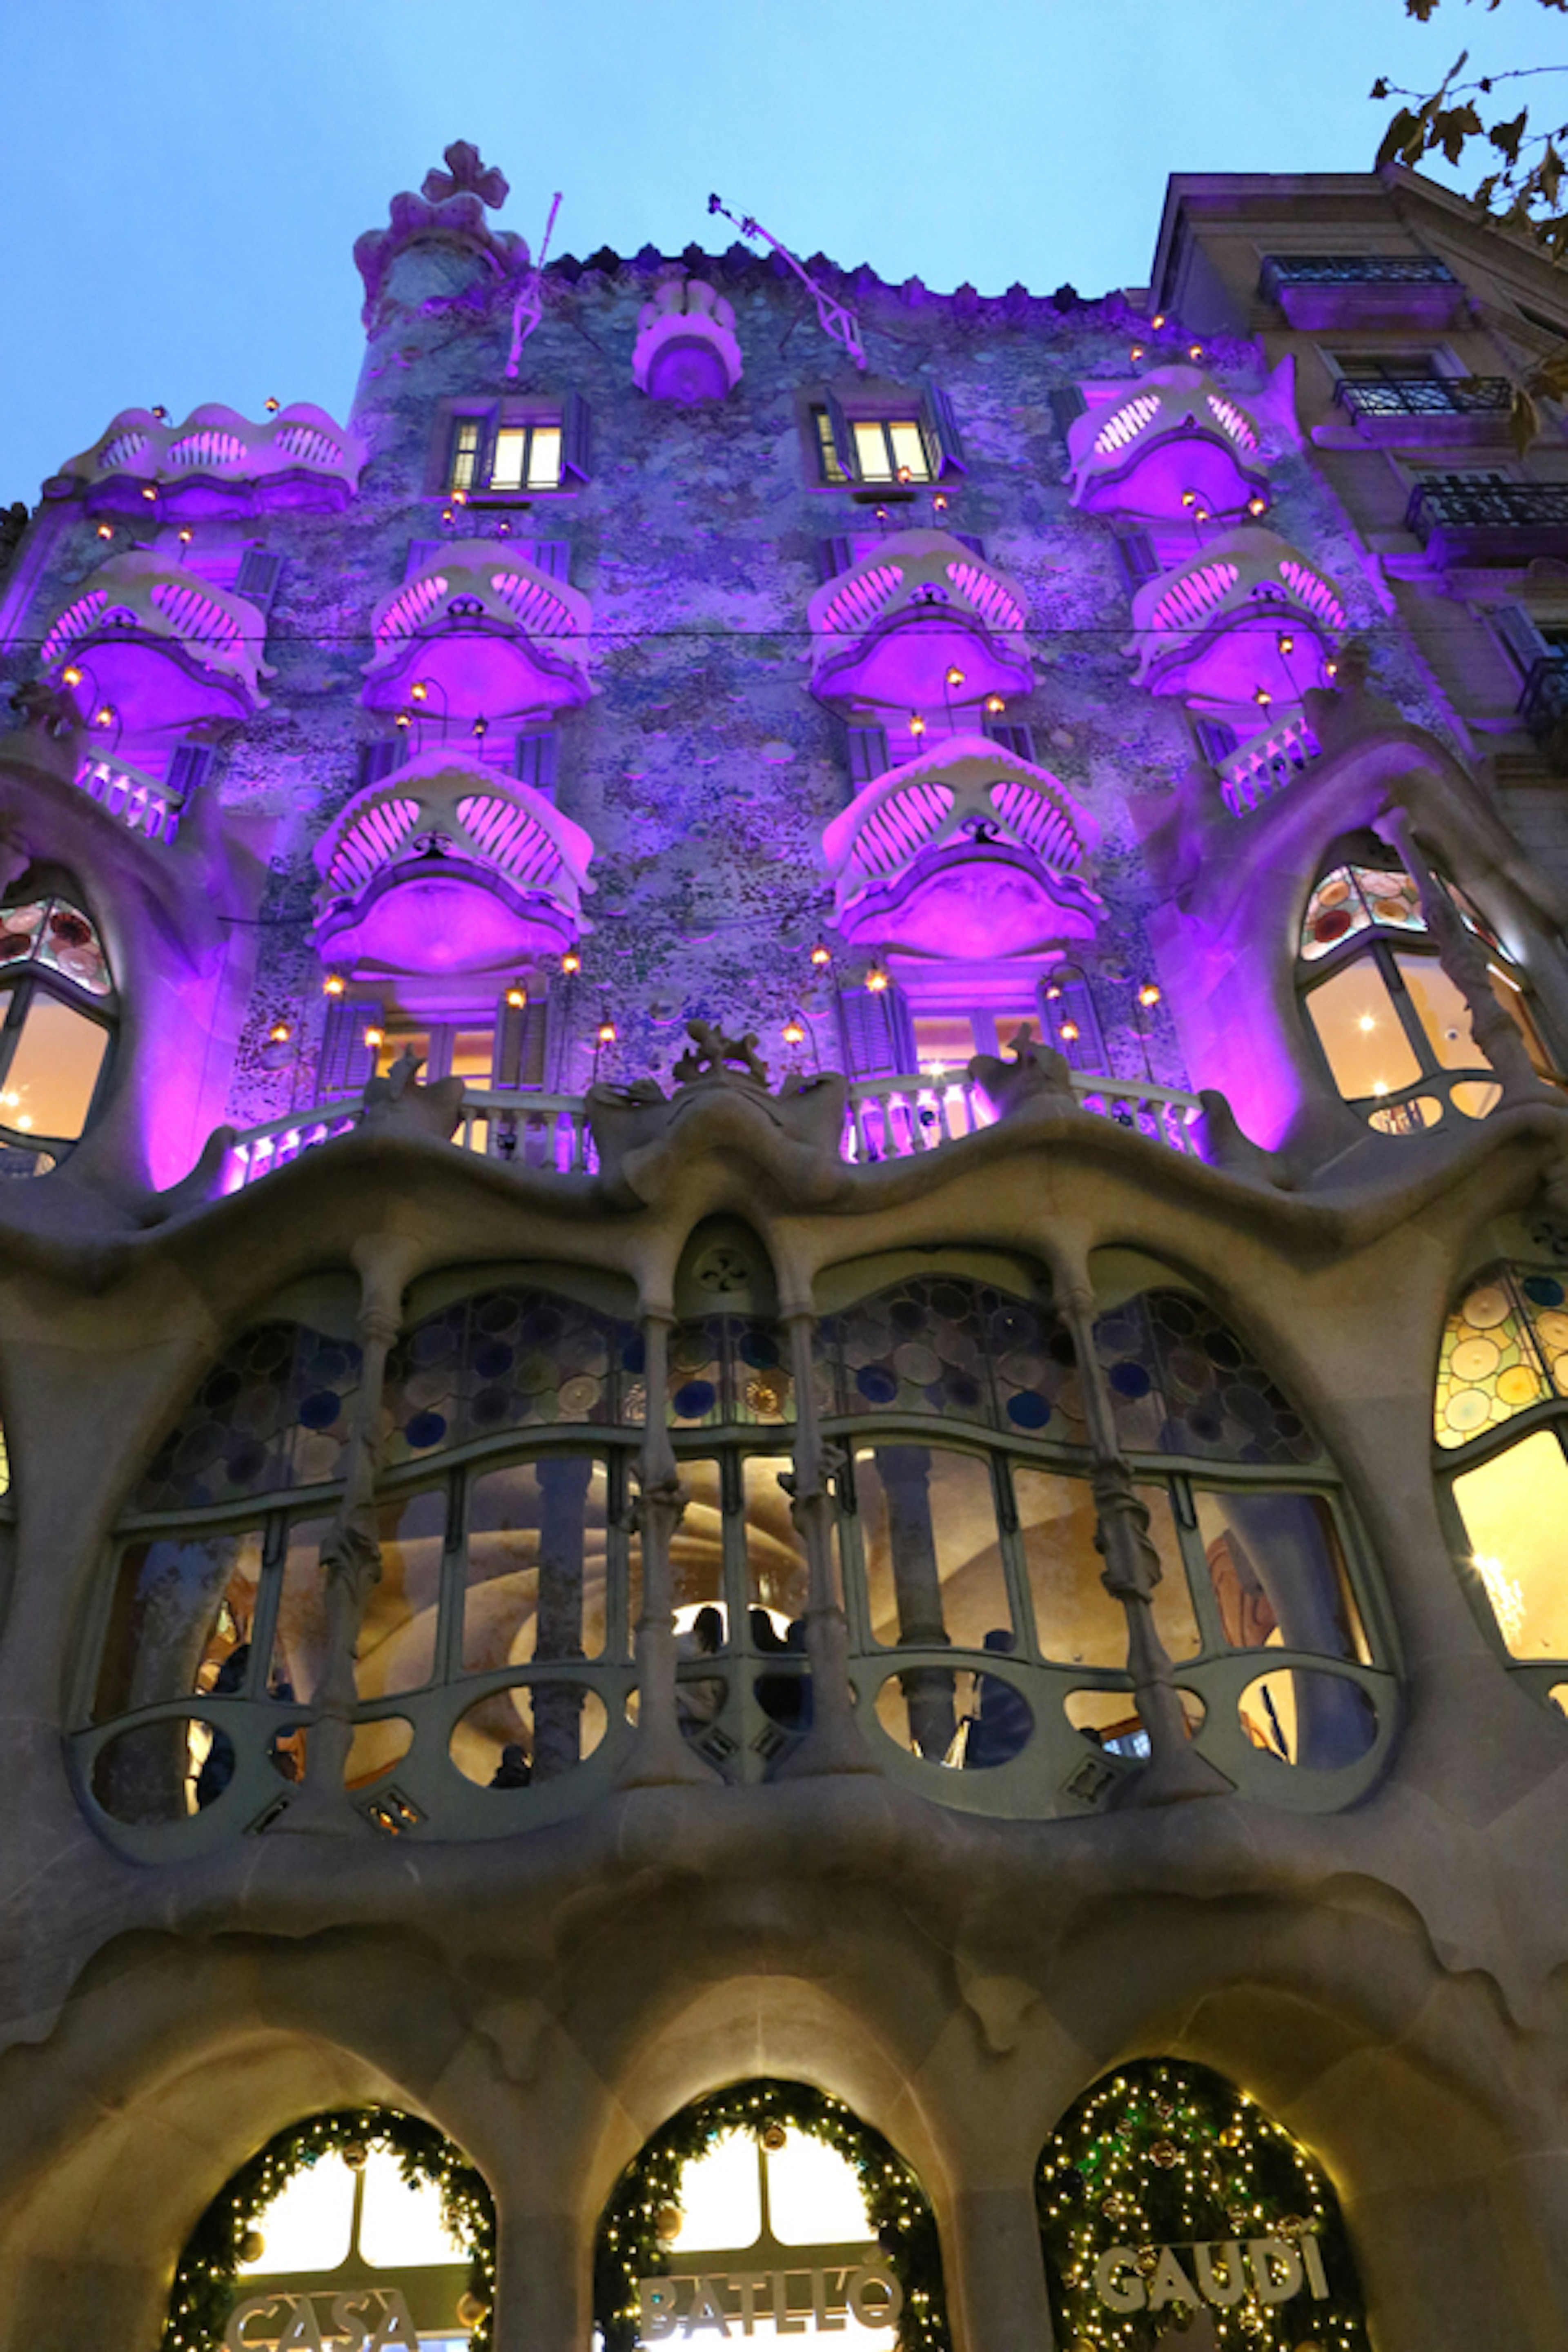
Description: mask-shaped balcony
xmin=819 ymin=732 xmax=1101 ymax=956
xmin=361 ymin=541 xmax=593 ymax=727
xmin=1124 ymin=527 xmax=1345 ymax=710
xmin=633 ymin=278 xmax=742 ymax=403
xmin=313 ymin=746 xmax=595 ymax=973
xmin=49 ymin=403 xmax=366 ymax=520
xmin=1065 ymin=366 xmax=1271 ymax=523
xmin=40 ymin=552 xmax=274 ymax=731
xmin=807 ymin=530 xmax=1033 ymax=717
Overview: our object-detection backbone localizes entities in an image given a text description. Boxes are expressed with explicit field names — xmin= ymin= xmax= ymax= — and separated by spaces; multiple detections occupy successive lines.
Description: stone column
xmin=946 ymin=2180 xmax=1060 ymax=2352
xmin=876 ymin=1443 xmax=957 ymax=1761
xmin=618 ymin=1310 xmax=716 ymax=1788
xmin=489 ymin=2203 xmax=586 ymax=2352
xmin=279 ymin=1233 xmax=420 ymax=1835
xmin=1379 ymin=809 xmax=1549 ymax=1104
xmin=1058 ymin=1280 xmax=1229 ymax=1805
xmin=775 ymin=1307 xmax=875 ymax=1777
xmin=531 ymin=1454 xmax=592 ymax=1782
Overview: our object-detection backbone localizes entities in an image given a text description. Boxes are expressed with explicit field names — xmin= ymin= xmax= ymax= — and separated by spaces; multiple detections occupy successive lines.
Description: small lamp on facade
xmin=865 ymin=960 xmax=890 ymax=994
xmin=561 ymin=949 xmax=582 ymax=976
xmin=506 ymin=981 xmax=528 ymax=1010
xmin=323 ymin=971 xmax=346 ymax=997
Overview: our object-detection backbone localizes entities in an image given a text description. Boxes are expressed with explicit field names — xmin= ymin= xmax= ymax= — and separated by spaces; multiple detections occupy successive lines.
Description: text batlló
xmin=224 ymin=2287 xmax=421 ymax=2350
xmin=1095 ymin=2235 xmax=1331 ymax=2314
xmin=638 ymin=2265 xmax=905 ymax=2337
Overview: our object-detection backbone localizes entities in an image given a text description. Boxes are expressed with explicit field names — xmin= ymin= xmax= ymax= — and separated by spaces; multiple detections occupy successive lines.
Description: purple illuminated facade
xmin=4 ymin=151 xmax=1568 ymax=2352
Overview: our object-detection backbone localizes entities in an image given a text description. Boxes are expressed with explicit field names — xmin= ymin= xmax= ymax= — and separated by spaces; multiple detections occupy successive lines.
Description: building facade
xmin=0 ymin=144 xmax=1567 ymax=2349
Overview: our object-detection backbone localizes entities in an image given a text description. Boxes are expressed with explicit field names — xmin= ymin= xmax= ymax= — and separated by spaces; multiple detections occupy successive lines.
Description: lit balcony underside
xmin=1066 ymin=369 xmax=1270 ymax=523
xmin=1125 ymin=526 xmax=1344 ymax=710
xmin=314 ymin=746 xmax=595 ymax=974
xmin=53 ymin=403 xmax=365 ymax=520
xmin=1074 ymin=425 xmax=1265 ymax=522
xmin=362 ymin=542 xmax=593 ymax=725
xmin=807 ymin=530 xmax=1033 ymax=715
xmin=40 ymin=553 xmax=274 ymax=729
xmin=821 ymin=733 xmax=1100 ymax=955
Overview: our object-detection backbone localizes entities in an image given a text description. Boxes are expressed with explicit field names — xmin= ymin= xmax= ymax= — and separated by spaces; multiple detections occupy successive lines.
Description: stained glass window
xmin=1299 ymin=863 xmax=1425 ymax=961
xmin=817 ymin=1278 xmax=1087 ymax=1441
xmin=668 ymin=1316 xmax=793 ymax=1429
xmin=1434 ymin=1264 xmax=1568 ymax=1450
xmin=0 ymin=895 xmax=113 ymax=996
xmin=382 ymin=1288 xmax=643 ymax=1465
xmin=1093 ymin=1288 xmax=1321 ymax=1465
xmin=133 ymin=1322 xmax=363 ymax=1513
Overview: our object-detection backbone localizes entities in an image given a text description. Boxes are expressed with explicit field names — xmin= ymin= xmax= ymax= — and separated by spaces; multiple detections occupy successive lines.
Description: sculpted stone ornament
xmin=421 ymin=139 xmax=509 ymax=210
xmin=588 ymin=1022 xmax=850 ymax=1208
xmin=968 ymin=1026 xmax=1082 ymax=1123
xmin=354 ymin=141 xmax=528 ymax=326
xmin=358 ymin=1047 xmax=465 ymax=1145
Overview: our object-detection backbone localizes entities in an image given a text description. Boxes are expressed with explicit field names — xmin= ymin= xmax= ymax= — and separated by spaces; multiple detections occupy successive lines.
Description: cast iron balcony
xmin=1333 ymin=375 xmax=1514 ymax=449
xmin=1404 ymin=478 xmax=1568 ymax=567
xmin=49 ymin=403 xmax=366 ymax=520
xmin=1521 ymin=652 xmax=1568 ymax=773
xmin=1259 ymin=253 xmax=1463 ymax=330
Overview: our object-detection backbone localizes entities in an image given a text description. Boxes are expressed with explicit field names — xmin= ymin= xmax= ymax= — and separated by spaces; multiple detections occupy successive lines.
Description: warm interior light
xmin=561 ymin=950 xmax=581 ymax=975
xmin=865 ymin=964 xmax=890 ymax=994
xmin=782 ymin=1018 xmax=806 ymax=1046
xmin=16 ymin=1116 xmax=32 ymax=1133
xmin=810 ymin=942 xmax=832 ymax=968
xmin=61 ymin=665 xmax=82 ymax=688
xmin=505 ymin=984 xmax=527 ymax=1009
xmin=323 ymin=973 xmax=346 ymax=997
xmin=1372 ymin=1078 xmax=1390 ymax=1096
xmin=1357 ymin=1014 xmax=1376 ymax=1033
xmin=410 ymin=681 xmax=429 ymax=703
xmin=945 ymin=666 xmax=965 ymax=688
xmin=1138 ymin=982 xmax=1161 ymax=1009
xmin=268 ymin=1022 xmax=292 ymax=1044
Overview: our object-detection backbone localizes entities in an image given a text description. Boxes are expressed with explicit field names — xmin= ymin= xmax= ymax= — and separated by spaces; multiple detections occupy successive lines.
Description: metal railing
xmin=223 ymin=1069 xmax=1206 ymax=1189
xmin=1406 ymin=479 xmax=1568 ymax=538
xmin=1334 ymin=375 xmax=1510 ymax=420
xmin=1262 ymin=252 xmax=1456 ymax=288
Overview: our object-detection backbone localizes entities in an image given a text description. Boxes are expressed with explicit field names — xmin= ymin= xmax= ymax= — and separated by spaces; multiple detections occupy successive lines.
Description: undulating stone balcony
xmin=40 ymin=552 xmax=275 ymax=728
xmin=819 ymin=731 xmax=1102 ymax=955
xmin=313 ymin=746 xmax=596 ymax=970
xmin=361 ymin=540 xmax=593 ymax=726
xmin=49 ymin=402 xmax=366 ymax=518
xmin=223 ymin=1063 xmax=1203 ymax=1189
xmin=1259 ymin=251 xmax=1464 ymax=330
xmin=1065 ymin=365 xmax=1270 ymax=522
xmin=1214 ymin=711 xmax=1323 ymax=816
xmin=72 ymin=753 xmax=189 ymax=845
xmin=1125 ymin=526 xmax=1345 ymax=708
xmin=1405 ymin=477 xmax=1568 ymax=568
xmin=806 ymin=529 xmax=1033 ymax=717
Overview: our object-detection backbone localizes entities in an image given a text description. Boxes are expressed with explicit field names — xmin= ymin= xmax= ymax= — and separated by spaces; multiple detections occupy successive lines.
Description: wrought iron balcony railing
xmin=1263 ymin=254 xmax=1457 ymax=288
xmin=1405 ymin=479 xmax=1568 ymax=566
xmin=1334 ymin=376 xmax=1511 ymax=420
xmin=1259 ymin=252 xmax=1463 ymax=330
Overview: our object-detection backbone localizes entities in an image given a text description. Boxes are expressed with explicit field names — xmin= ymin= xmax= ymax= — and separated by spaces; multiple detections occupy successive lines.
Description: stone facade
xmin=2 ymin=148 xmax=1568 ymax=2350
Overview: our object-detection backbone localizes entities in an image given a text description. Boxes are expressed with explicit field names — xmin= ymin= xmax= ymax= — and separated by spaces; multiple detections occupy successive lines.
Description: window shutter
xmin=316 ymin=996 xmax=383 ymax=1102
xmin=515 ymin=731 xmax=559 ymax=790
xmin=920 ymin=384 xmax=969 ymax=477
xmin=495 ymin=993 xmax=550 ymax=1089
xmin=528 ymin=539 xmax=571 ymax=581
xmin=357 ymin=741 xmax=403 ymax=790
xmin=824 ymin=391 xmax=860 ymax=483
xmin=1112 ymin=531 xmax=1160 ymax=595
xmin=951 ymin=531 xmax=987 ymax=558
xmin=235 ymin=550 xmax=283 ymax=611
xmin=1048 ymin=387 xmax=1087 ymax=441
xmin=819 ymin=536 xmax=856 ymax=584
xmin=837 ymin=982 xmax=913 ymax=1076
xmin=1193 ymin=718 xmax=1240 ymax=766
xmin=404 ymin=539 xmax=443 ymax=581
xmin=166 ymin=743 xmax=214 ymax=796
xmin=1495 ymin=605 xmax=1549 ymax=677
xmin=1040 ymin=967 xmax=1105 ymax=1072
xmin=846 ymin=723 xmax=889 ymax=784
xmin=560 ymin=392 xmax=592 ymax=483
xmin=984 ymin=720 xmax=1036 ymax=762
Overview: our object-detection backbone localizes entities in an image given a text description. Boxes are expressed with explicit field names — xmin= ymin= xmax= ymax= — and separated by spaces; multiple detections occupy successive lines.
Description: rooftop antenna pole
xmin=708 ymin=194 xmax=866 ymax=372
xmin=505 ymin=190 xmax=563 ymax=379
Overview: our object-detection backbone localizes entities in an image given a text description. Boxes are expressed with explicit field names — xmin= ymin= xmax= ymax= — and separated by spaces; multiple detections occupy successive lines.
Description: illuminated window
xmin=445 ymin=399 xmax=588 ymax=496
xmin=852 ymin=417 xmax=933 ymax=483
xmin=807 ymin=390 xmax=965 ymax=489
xmin=1296 ymin=839 xmax=1551 ymax=1133
xmin=0 ymin=884 xmax=115 ymax=1166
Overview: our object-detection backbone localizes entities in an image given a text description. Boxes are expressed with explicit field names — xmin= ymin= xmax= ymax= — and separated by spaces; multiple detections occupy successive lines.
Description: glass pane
xmin=853 ymin=420 xmax=891 ymax=481
xmin=1238 ymin=1666 xmax=1378 ymax=1768
xmin=0 ymin=901 xmax=46 ymax=968
xmin=450 ymin=1027 xmax=495 ymax=1080
xmin=91 ymin=1716 xmax=217 ymax=1823
xmin=765 ymin=2133 xmax=872 ymax=2245
xmin=1015 ymin=1467 xmax=1199 ymax=1666
xmin=1435 ymin=1269 xmax=1550 ymax=1448
xmin=92 ymin=1528 xmax=264 ymax=1722
xmin=359 ymin=2147 xmax=468 ymax=2269
xmin=462 ymin=1455 xmax=608 ymax=1672
xmin=1490 ymin=967 xmax=1556 ymax=1080
xmin=814 ymin=409 xmax=846 ymax=484
xmin=450 ymin=421 xmax=481 ymax=490
xmin=1303 ymin=959 xmax=1423 ymax=1102
xmin=375 ymin=1027 xmax=430 ymax=1078
xmin=1354 ymin=864 xmax=1425 ymax=935
xmin=742 ymin=1455 xmax=808 ymax=1627
xmin=1299 ymin=866 xmax=1372 ymax=960
xmin=527 ymin=425 xmax=562 ymax=488
xmin=913 ymin=1015 xmax=977 ymax=1074
xmin=449 ymin=1682 xmax=607 ymax=1786
xmin=994 ymin=1011 xmax=1045 ymax=1052
xmin=1395 ymin=952 xmax=1491 ymax=1072
xmin=1 ymin=995 xmax=108 ymax=1140
xmin=271 ymin=1515 xmax=336 ymax=1711
xmin=667 ymin=2131 xmax=763 ymax=2252
xmin=629 ymin=1457 xmax=726 ymax=1643
xmin=238 ymin=2153 xmax=356 ymax=2274
xmin=490 ymin=426 xmax=527 ymax=490
xmin=33 ymin=900 xmax=112 ymax=994
xmin=888 ymin=420 xmax=931 ymax=481
xmin=1094 ymin=1289 xmax=1320 ymax=1466
xmin=1453 ymin=1429 xmax=1568 ymax=1657
xmin=356 ymin=1488 xmax=448 ymax=1698
xmin=1195 ymin=1490 xmax=1368 ymax=1661
xmin=343 ymin=1714 xmax=412 ymax=1789
xmin=855 ymin=1446 xmax=1009 ymax=1651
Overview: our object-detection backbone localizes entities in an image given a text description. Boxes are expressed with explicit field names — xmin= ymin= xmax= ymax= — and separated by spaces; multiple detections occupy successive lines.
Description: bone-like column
xmin=774 ymin=1307 xmax=875 ymax=1777
xmin=618 ymin=1310 xmax=717 ymax=1787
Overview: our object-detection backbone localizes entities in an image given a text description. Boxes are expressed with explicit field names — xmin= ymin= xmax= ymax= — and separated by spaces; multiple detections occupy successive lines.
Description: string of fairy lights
xmin=1036 ymin=2059 xmax=1367 ymax=2350
xmin=159 ymin=2106 xmax=496 ymax=2352
xmin=592 ymin=2078 xmax=949 ymax=2352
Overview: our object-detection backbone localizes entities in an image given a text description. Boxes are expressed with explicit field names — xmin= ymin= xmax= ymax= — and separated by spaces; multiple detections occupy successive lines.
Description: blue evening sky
xmin=4 ymin=0 xmax=1567 ymax=499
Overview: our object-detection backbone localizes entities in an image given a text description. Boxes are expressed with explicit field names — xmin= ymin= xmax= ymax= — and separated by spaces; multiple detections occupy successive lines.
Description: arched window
xmin=0 ymin=875 xmax=115 ymax=1170
xmin=594 ymin=2080 xmax=948 ymax=2352
xmin=1037 ymin=2058 xmax=1369 ymax=2346
xmin=819 ymin=1269 xmax=1389 ymax=1802
xmin=1297 ymin=835 xmax=1550 ymax=1134
xmin=163 ymin=2106 xmax=495 ymax=2350
xmin=1436 ymin=1259 xmax=1568 ymax=1706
